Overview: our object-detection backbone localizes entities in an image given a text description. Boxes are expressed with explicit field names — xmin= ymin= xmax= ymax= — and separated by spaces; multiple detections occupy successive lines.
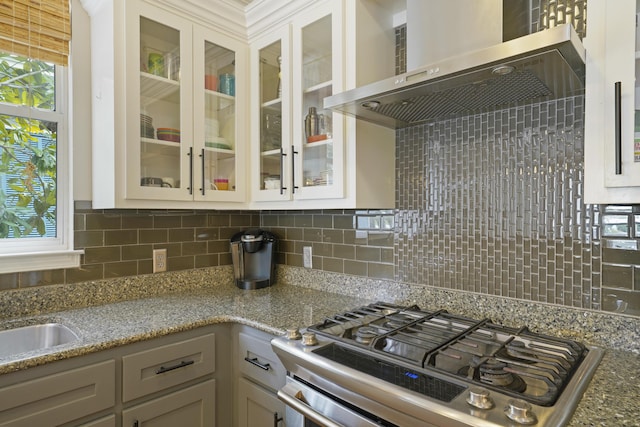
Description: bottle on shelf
xmin=305 ymin=106 xmax=318 ymax=142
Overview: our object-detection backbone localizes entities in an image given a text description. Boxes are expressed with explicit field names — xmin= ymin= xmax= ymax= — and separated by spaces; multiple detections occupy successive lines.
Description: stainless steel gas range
xmin=271 ymin=302 xmax=604 ymax=427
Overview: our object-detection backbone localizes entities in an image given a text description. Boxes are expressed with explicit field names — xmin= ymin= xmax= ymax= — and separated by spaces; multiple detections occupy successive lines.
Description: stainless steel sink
xmin=0 ymin=323 xmax=79 ymax=358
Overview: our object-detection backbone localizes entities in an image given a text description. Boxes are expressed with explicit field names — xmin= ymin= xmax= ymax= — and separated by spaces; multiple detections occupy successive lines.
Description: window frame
xmin=0 ymin=59 xmax=82 ymax=274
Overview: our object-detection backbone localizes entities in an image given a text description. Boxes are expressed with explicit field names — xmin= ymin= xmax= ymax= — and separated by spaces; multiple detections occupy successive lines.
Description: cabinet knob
xmin=504 ymin=399 xmax=537 ymax=425
xmin=286 ymin=328 xmax=302 ymax=340
xmin=301 ymin=332 xmax=318 ymax=346
xmin=466 ymin=387 xmax=494 ymax=409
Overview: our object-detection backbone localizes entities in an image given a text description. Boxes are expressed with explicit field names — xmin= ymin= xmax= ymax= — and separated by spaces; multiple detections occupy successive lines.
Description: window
xmin=0 ymin=0 xmax=80 ymax=273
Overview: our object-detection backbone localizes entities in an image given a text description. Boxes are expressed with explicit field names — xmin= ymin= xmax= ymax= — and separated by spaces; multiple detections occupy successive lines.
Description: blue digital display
xmin=404 ymin=371 xmax=419 ymax=379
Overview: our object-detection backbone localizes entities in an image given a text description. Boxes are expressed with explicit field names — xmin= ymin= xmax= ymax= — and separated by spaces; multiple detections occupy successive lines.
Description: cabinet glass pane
xmin=204 ymin=41 xmax=236 ymax=193
xmin=139 ymin=17 xmax=182 ymax=190
xmin=260 ymin=41 xmax=283 ymax=191
xmin=301 ymin=15 xmax=333 ymax=189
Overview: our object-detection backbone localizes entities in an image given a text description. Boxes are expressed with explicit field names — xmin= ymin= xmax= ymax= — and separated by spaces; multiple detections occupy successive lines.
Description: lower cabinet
xmin=237 ymin=377 xmax=284 ymax=427
xmin=234 ymin=325 xmax=286 ymax=427
xmin=0 ymin=360 xmax=115 ymax=426
xmin=122 ymin=380 xmax=215 ymax=427
xmin=0 ymin=325 xmax=227 ymax=427
xmin=0 ymin=323 xmax=288 ymax=427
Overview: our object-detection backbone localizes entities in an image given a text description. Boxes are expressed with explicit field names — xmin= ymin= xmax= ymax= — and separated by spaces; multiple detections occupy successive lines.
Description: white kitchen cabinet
xmin=233 ymin=325 xmax=286 ymax=427
xmin=84 ymin=0 xmax=247 ymax=209
xmin=237 ymin=378 xmax=285 ymax=427
xmin=122 ymin=380 xmax=215 ymax=427
xmin=249 ymin=0 xmax=396 ymax=209
xmin=584 ymin=0 xmax=640 ymax=203
xmin=0 ymin=360 xmax=115 ymax=426
xmin=0 ymin=325 xmax=230 ymax=427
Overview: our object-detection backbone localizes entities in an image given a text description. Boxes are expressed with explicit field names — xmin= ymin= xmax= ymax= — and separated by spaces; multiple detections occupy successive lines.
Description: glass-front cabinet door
xmin=251 ymin=1 xmax=343 ymax=203
xmin=193 ymin=26 xmax=246 ymax=202
xmin=251 ymin=27 xmax=290 ymax=202
xmin=292 ymin=3 xmax=344 ymax=200
xmin=126 ymin=3 xmax=193 ymax=201
xmin=124 ymin=0 xmax=245 ymax=203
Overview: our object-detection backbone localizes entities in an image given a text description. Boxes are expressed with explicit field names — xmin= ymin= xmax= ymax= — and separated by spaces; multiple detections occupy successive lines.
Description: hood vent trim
xmin=324 ymin=24 xmax=585 ymax=129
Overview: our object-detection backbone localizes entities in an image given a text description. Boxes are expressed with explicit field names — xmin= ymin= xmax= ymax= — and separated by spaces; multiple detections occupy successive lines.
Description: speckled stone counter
xmin=0 ymin=265 xmax=638 ymax=426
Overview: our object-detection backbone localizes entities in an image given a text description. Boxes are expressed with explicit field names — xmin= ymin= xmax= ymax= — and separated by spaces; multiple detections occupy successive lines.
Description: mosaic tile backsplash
xmin=394 ymin=96 xmax=600 ymax=309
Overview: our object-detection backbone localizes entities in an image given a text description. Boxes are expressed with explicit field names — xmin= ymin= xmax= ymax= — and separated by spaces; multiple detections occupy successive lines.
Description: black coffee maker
xmin=230 ymin=229 xmax=276 ymax=290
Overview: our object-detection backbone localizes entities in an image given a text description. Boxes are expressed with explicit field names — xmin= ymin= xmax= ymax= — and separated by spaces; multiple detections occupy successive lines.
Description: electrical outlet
xmin=153 ymin=248 xmax=167 ymax=273
xmin=303 ymin=246 xmax=312 ymax=268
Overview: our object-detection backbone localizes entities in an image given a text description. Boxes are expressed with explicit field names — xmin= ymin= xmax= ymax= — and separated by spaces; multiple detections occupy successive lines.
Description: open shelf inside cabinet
xmin=262 ymin=98 xmax=282 ymax=112
xmin=140 ymin=72 xmax=180 ymax=103
xmin=304 ymin=137 xmax=332 ymax=148
xmin=204 ymin=145 xmax=235 ymax=160
xmin=141 ymin=137 xmax=181 ymax=156
xmin=205 ymin=89 xmax=235 ymax=110
xmin=304 ymin=80 xmax=332 ymax=95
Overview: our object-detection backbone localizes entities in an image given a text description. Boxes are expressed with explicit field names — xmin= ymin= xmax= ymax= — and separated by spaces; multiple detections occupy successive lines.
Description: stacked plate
xmin=140 ymin=114 xmax=154 ymax=138
xmin=205 ymin=136 xmax=231 ymax=150
xmin=156 ymin=127 xmax=180 ymax=143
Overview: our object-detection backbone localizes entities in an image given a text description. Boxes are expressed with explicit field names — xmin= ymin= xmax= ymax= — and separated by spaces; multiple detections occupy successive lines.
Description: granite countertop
xmin=0 ymin=271 xmax=637 ymax=426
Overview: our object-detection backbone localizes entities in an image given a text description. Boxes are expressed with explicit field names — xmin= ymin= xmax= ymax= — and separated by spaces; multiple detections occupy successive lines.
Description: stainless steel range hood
xmin=324 ymin=23 xmax=586 ymax=129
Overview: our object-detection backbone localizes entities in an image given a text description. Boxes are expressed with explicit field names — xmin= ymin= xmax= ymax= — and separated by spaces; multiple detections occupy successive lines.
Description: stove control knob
xmin=286 ymin=328 xmax=302 ymax=340
xmin=466 ymin=387 xmax=494 ymax=409
xmin=505 ymin=399 xmax=537 ymax=425
xmin=301 ymin=332 xmax=318 ymax=346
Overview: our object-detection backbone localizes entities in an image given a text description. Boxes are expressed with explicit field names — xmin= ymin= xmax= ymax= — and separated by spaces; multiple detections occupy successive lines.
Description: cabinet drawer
xmin=0 ymin=360 xmax=115 ymax=426
xmin=122 ymin=333 xmax=215 ymax=402
xmin=238 ymin=331 xmax=285 ymax=391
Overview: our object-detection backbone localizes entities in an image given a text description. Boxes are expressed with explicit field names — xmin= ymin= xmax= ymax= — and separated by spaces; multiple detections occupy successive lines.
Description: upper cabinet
xmin=585 ymin=0 xmax=640 ymax=203
xmin=248 ymin=0 xmax=397 ymax=209
xmin=84 ymin=0 xmax=247 ymax=209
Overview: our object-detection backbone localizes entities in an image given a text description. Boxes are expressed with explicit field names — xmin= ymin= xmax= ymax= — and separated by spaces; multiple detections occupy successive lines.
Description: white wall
xmin=71 ymin=0 xmax=93 ymax=201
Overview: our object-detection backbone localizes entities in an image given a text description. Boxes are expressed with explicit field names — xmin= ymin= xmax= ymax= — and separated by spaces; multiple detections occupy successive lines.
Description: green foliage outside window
xmin=0 ymin=54 xmax=57 ymax=238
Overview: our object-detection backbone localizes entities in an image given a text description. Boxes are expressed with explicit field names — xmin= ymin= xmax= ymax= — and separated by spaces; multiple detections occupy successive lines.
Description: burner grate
xmin=314 ymin=343 xmax=466 ymax=403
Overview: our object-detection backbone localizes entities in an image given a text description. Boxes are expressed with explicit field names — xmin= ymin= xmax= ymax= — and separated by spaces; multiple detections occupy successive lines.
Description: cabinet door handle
xmin=291 ymin=145 xmax=299 ymax=193
xmin=615 ymin=81 xmax=622 ymax=175
xmin=280 ymin=147 xmax=287 ymax=195
xmin=273 ymin=412 xmax=283 ymax=426
xmin=199 ymin=148 xmax=205 ymax=195
xmin=244 ymin=356 xmax=271 ymax=371
xmin=188 ymin=147 xmax=194 ymax=194
xmin=155 ymin=359 xmax=195 ymax=374
xmin=133 ymin=421 xmax=139 ymax=427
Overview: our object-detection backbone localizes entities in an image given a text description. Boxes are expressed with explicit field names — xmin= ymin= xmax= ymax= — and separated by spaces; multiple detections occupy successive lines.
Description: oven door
xmin=278 ymin=376 xmax=393 ymax=427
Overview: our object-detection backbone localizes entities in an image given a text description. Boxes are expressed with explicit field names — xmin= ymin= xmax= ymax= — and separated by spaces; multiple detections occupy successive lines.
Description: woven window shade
xmin=0 ymin=0 xmax=71 ymax=66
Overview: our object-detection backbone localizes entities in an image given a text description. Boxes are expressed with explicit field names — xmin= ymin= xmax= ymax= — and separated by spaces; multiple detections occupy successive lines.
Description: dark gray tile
xmin=105 ymin=230 xmax=138 ymax=246
xmin=104 ymin=261 xmax=138 ymax=278
xmin=122 ymin=245 xmax=153 ymax=261
xmin=139 ymin=229 xmax=169 ymax=244
xmin=0 ymin=273 xmax=19 ymax=290
xmin=166 ymin=256 xmax=195 ymax=272
xmin=86 ymin=213 xmax=122 ymax=230
xmin=602 ymin=264 xmax=633 ymax=289
xmin=153 ymin=215 xmax=183 ymax=228
xmin=84 ymin=246 xmax=121 ymax=263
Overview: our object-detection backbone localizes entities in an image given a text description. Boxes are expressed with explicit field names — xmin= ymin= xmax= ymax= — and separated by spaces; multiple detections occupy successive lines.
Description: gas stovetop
xmin=272 ymin=301 xmax=604 ymax=426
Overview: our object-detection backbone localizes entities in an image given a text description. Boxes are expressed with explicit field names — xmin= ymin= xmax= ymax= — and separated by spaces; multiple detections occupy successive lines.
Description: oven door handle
xmin=277 ymin=384 xmax=347 ymax=427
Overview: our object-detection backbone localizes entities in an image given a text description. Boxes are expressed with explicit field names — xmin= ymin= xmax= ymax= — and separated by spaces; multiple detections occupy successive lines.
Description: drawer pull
xmin=274 ymin=412 xmax=283 ymax=426
xmin=244 ymin=356 xmax=271 ymax=371
xmin=155 ymin=360 xmax=194 ymax=374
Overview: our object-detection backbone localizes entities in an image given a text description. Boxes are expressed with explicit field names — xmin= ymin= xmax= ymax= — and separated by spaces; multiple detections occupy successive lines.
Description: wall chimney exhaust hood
xmin=324 ymin=23 xmax=586 ymax=129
